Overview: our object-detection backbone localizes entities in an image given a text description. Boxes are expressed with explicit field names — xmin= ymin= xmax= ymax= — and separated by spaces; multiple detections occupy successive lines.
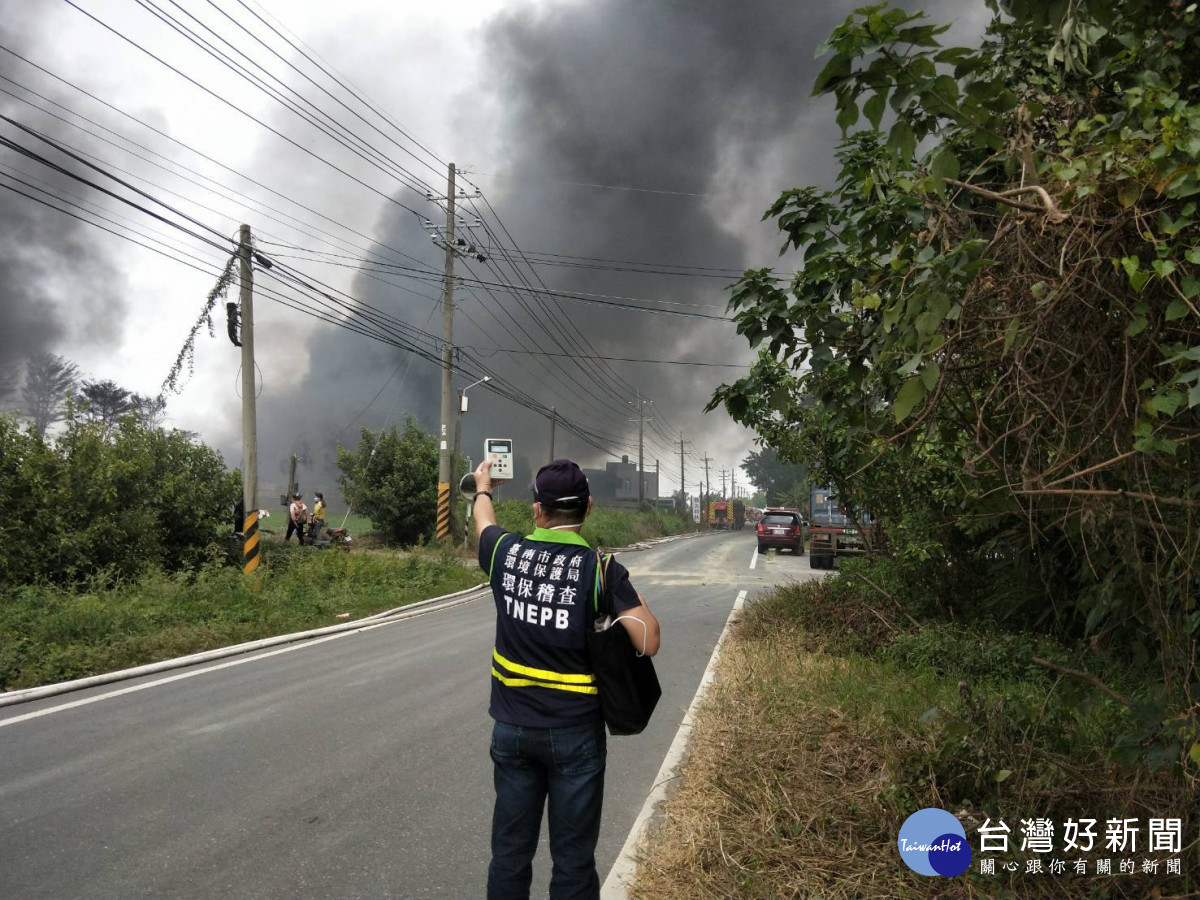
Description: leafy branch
xmin=162 ymin=251 xmax=238 ymax=396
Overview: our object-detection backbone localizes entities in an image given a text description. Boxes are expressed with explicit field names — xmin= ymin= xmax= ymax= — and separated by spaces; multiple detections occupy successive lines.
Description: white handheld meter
xmin=485 ymin=438 xmax=514 ymax=480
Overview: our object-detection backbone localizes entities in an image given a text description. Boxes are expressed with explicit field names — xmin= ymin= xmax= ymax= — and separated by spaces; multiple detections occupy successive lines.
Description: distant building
xmin=583 ymin=455 xmax=659 ymax=509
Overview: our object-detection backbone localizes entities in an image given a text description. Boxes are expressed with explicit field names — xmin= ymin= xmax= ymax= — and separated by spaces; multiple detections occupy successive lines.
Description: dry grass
xmin=630 ymin=608 xmax=1193 ymax=899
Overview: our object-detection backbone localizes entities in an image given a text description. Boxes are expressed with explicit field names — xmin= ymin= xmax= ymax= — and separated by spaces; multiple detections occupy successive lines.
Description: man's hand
xmin=473 ymin=458 xmax=494 ymax=492
xmin=472 ymin=460 xmax=498 ymax=537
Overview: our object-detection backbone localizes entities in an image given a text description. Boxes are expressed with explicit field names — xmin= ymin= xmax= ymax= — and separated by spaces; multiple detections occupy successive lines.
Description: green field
xmin=0 ymin=543 xmax=482 ymax=691
xmin=0 ymin=503 xmax=696 ymax=692
xmin=489 ymin=501 xmax=695 ymax=549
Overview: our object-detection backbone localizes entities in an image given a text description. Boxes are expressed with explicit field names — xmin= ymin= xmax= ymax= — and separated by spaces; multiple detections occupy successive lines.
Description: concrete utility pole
xmin=237 ymin=224 xmax=260 ymax=576
xmin=630 ymin=390 xmax=653 ymax=507
xmin=732 ymin=469 xmax=737 ymax=499
xmin=701 ymin=452 xmax=713 ymax=525
xmin=549 ymin=407 xmax=557 ymax=462
xmin=436 ymin=163 xmax=457 ymax=542
xmin=451 ymin=387 xmax=465 ymax=543
xmin=720 ymin=469 xmax=728 ymax=499
xmin=678 ymin=433 xmax=691 ymax=504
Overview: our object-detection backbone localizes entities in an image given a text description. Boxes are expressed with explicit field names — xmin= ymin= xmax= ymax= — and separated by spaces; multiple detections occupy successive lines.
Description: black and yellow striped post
xmin=436 ymin=482 xmax=452 ymax=541
xmin=242 ymin=510 xmax=260 ymax=575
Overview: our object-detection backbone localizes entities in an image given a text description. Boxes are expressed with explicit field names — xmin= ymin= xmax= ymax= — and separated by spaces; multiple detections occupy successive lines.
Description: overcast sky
xmin=0 ymin=0 xmax=988 ymax=503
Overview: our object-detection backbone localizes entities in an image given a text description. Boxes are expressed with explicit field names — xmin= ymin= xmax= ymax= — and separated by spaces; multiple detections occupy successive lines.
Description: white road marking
xmin=602 ymin=589 xmax=748 ymax=899
xmin=0 ymin=615 xmax=414 ymax=729
xmin=749 ymin=547 xmax=758 ymax=569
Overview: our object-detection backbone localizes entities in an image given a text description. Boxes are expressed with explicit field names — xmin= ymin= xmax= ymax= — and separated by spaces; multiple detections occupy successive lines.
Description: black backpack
xmin=587 ymin=553 xmax=661 ymax=736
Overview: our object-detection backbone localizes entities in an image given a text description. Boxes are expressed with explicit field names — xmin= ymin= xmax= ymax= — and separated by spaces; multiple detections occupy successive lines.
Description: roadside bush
xmin=747 ymin=564 xmax=1167 ymax=812
xmin=491 ymin=499 xmax=534 ymax=536
xmin=0 ymin=414 xmax=239 ymax=584
xmin=336 ymin=416 xmax=438 ymax=546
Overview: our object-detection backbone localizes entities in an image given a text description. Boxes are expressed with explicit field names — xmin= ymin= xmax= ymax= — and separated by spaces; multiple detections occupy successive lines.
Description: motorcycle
xmin=308 ymin=520 xmax=352 ymax=550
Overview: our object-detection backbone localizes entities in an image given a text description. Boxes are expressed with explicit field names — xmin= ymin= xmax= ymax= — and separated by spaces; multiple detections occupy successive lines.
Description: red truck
xmin=807 ymin=485 xmax=882 ymax=569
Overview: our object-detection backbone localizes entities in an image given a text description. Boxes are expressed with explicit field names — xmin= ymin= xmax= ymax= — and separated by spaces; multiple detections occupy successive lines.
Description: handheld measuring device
xmin=485 ymin=438 xmax=514 ymax=480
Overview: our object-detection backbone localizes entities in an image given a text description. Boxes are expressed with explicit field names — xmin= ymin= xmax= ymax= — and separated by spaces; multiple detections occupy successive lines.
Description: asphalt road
xmin=0 ymin=529 xmax=818 ymax=899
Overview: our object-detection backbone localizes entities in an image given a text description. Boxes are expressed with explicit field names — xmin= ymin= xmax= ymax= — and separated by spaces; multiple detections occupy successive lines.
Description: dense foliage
xmin=336 ymin=416 xmax=439 ymax=546
xmin=0 ymin=413 xmax=239 ymax=583
xmin=710 ymin=0 xmax=1199 ymax=764
xmin=740 ymin=445 xmax=810 ymax=508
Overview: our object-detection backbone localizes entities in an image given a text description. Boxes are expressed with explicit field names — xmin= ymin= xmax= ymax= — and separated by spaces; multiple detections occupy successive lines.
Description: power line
xmin=0 ymin=46 xmax=443 ymax=275
xmin=465 ymin=195 xmax=692 ymax=468
xmin=59 ymin=0 xmax=428 ymax=218
xmin=263 ymin=251 xmax=733 ymax=319
xmin=133 ymin=0 xmax=437 ymax=197
xmin=470 ymin=191 xmax=703 ymax=464
xmin=465 ymin=348 xmax=748 ymax=368
xmin=235 ymin=0 xmax=448 ymax=179
xmin=0 ymin=118 xmax=233 ymax=251
xmin=467 ymin=170 xmax=714 ymax=198
xmin=468 ymin=193 xmax=696 ymax=468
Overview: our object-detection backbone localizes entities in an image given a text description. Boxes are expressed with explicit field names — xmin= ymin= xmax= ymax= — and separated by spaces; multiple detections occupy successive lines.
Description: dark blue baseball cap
xmin=532 ymin=459 xmax=591 ymax=510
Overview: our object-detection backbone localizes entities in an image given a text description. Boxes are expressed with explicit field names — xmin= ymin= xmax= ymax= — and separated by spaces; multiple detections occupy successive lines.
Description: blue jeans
xmin=487 ymin=719 xmax=607 ymax=900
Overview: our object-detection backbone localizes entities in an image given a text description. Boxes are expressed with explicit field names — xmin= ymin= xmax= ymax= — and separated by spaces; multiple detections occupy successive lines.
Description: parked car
xmin=756 ymin=508 xmax=805 ymax=554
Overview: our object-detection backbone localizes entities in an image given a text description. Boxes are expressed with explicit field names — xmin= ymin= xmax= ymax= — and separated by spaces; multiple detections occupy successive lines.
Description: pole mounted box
xmin=486 ymin=438 xmax=514 ymax=480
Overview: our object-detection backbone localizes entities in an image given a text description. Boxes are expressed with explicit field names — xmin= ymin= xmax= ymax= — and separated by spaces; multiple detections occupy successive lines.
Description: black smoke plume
xmin=308 ymin=0 xmax=987 ymax=497
xmin=0 ymin=9 xmax=128 ymax=397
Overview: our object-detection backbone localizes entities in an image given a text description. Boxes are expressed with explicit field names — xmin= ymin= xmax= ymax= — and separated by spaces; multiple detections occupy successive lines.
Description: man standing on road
xmin=472 ymin=457 xmax=660 ymax=900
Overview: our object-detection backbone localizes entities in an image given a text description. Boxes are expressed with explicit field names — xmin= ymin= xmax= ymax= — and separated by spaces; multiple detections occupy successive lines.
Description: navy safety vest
xmin=486 ymin=527 xmax=606 ymax=728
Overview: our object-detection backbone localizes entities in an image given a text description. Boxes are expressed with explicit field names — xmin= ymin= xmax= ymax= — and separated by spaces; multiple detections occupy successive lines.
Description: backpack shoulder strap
xmin=593 ymin=551 xmax=613 ymax=615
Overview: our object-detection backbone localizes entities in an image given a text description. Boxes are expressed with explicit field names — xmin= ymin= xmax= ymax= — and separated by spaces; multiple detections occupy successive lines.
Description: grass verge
xmin=491 ymin=501 xmax=695 ymax=548
xmin=0 ymin=543 xmax=482 ymax=691
xmin=632 ymin=574 xmax=1195 ymax=899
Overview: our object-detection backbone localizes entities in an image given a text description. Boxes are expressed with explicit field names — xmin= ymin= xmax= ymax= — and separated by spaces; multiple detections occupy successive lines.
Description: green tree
xmin=129 ymin=393 xmax=168 ymax=429
xmin=0 ymin=365 xmax=18 ymax=412
xmin=22 ymin=353 xmax=78 ymax=439
xmin=710 ymin=0 xmax=1200 ymax=752
xmin=79 ymin=379 xmax=132 ymax=433
xmin=336 ymin=416 xmax=438 ymax=545
xmin=0 ymin=414 xmax=239 ymax=583
xmin=741 ymin=445 xmax=808 ymax=507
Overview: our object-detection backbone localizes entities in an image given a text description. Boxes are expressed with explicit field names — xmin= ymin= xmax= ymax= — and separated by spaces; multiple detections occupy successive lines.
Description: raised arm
xmin=472 ymin=459 xmax=498 ymax=539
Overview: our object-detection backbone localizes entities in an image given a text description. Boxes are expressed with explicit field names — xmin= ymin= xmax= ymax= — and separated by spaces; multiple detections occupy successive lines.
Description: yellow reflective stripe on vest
xmin=491 ymin=668 xmax=599 ymax=695
xmin=492 ymin=648 xmax=595 ymax=685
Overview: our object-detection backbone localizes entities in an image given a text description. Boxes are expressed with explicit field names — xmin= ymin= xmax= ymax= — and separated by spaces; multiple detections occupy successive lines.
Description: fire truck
xmin=807 ymin=485 xmax=881 ymax=569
